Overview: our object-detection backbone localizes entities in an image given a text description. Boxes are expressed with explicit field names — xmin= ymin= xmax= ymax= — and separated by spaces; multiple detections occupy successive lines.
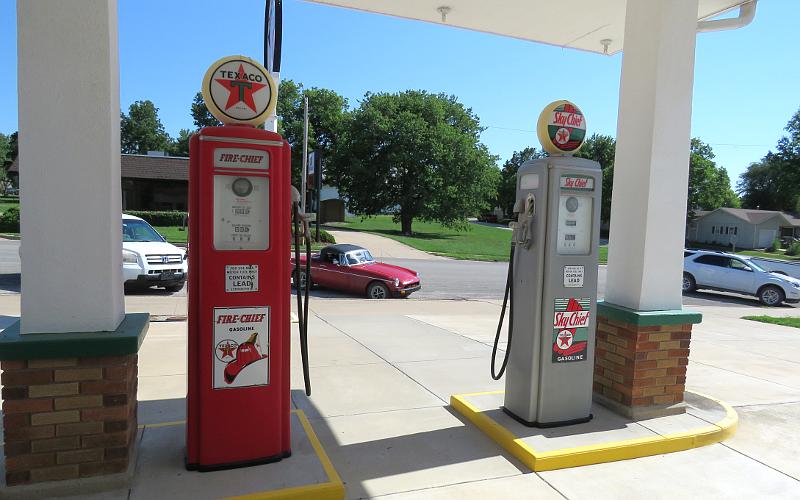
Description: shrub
xmin=787 ymin=241 xmax=800 ymax=257
xmin=0 ymin=206 xmax=20 ymax=233
xmin=291 ymin=227 xmax=336 ymax=244
xmin=768 ymin=239 xmax=781 ymax=252
xmin=125 ymin=210 xmax=187 ymax=226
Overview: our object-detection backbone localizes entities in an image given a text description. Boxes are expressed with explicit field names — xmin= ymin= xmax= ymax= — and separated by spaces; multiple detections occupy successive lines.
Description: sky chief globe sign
xmin=537 ymin=100 xmax=587 ymax=155
xmin=202 ymin=55 xmax=276 ymax=126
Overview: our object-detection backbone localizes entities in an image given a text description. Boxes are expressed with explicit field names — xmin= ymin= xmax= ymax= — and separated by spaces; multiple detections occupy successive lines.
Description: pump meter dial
xmin=232 ymin=177 xmax=254 ymax=197
xmin=565 ymin=196 xmax=579 ymax=213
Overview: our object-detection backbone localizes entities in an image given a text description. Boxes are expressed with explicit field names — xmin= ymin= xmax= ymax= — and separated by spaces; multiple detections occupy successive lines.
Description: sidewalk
xmin=325 ymin=229 xmax=448 ymax=260
xmin=1 ymin=295 xmax=799 ymax=498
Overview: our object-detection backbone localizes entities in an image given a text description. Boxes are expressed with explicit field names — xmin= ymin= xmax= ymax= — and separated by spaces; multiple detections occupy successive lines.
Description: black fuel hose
xmin=491 ymin=243 xmax=515 ymax=380
xmin=292 ymin=203 xmax=311 ymax=396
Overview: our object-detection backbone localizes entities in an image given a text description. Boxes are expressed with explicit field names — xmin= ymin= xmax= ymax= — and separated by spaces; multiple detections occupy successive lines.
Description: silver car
xmin=683 ymin=250 xmax=800 ymax=306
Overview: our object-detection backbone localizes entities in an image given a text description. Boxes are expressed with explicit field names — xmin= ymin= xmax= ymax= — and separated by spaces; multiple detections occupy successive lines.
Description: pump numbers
xmin=563 ymin=265 xmax=584 ymax=288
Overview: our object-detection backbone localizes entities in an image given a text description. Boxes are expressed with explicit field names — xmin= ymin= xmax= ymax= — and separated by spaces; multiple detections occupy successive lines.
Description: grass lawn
xmin=0 ymin=195 xmax=19 ymax=214
xmin=330 ymin=216 xmax=609 ymax=263
xmin=154 ymin=225 xmax=326 ymax=251
xmin=742 ymin=316 xmax=800 ymax=329
xmin=154 ymin=226 xmax=188 ymax=244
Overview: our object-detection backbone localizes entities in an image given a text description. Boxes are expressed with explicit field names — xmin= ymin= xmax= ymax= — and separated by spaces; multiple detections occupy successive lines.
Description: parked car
xmin=683 ymin=250 xmax=800 ymax=306
xmin=122 ymin=214 xmax=187 ymax=292
xmin=291 ymin=244 xmax=421 ymax=299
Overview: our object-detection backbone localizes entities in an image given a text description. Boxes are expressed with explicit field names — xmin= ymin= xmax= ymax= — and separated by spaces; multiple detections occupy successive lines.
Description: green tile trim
xmin=597 ymin=301 xmax=702 ymax=327
xmin=0 ymin=313 xmax=149 ymax=360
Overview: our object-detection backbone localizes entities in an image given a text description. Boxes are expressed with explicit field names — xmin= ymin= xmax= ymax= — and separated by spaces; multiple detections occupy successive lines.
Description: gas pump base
xmin=501 ymin=407 xmax=592 ymax=428
xmin=128 ymin=410 xmax=343 ymax=499
xmin=451 ymin=390 xmax=737 ymax=472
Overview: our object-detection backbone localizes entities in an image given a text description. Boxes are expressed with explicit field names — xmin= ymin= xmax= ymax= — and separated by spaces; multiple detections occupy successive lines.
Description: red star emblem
xmin=214 ymin=64 xmax=267 ymax=112
xmin=218 ymin=341 xmax=236 ymax=360
xmin=558 ymin=334 xmax=571 ymax=348
xmin=556 ymin=128 xmax=570 ymax=144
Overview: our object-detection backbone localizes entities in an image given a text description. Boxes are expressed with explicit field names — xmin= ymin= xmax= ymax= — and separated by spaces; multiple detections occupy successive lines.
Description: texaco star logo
xmin=215 ymin=64 xmax=267 ymax=113
xmin=201 ymin=56 xmax=276 ymax=125
xmin=556 ymin=330 xmax=574 ymax=348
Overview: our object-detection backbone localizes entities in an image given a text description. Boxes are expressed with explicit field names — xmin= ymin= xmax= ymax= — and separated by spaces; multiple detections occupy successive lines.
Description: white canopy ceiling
xmin=304 ymin=0 xmax=751 ymax=55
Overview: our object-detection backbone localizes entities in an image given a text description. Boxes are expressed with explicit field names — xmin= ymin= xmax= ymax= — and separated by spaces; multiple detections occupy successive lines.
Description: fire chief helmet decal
xmin=201 ymin=55 xmax=277 ymax=126
xmin=552 ymin=298 xmax=591 ymax=363
xmin=224 ymin=332 xmax=268 ymax=384
xmin=536 ymin=100 xmax=587 ymax=155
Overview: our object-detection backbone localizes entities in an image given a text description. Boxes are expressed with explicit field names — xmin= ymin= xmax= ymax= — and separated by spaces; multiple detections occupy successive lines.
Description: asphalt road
xmin=0 ymin=239 xmax=795 ymax=309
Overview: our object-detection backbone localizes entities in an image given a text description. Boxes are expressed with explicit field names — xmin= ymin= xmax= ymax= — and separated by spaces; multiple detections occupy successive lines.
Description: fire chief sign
xmin=213 ymin=307 xmax=270 ymax=389
xmin=552 ymin=298 xmax=591 ymax=363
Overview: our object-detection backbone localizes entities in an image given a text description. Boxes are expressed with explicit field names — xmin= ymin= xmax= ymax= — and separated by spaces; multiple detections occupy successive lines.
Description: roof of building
xmin=696 ymin=207 xmax=800 ymax=227
xmin=8 ymin=154 xmax=189 ymax=181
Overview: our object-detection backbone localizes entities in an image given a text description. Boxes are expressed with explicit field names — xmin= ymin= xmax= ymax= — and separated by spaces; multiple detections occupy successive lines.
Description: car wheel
xmin=165 ymin=283 xmax=184 ymax=293
xmin=682 ymin=273 xmax=696 ymax=293
xmin=758 ymin=285 xmax=785 ymax=306
xmin=367 ymin=281 xmax=389 ymax=299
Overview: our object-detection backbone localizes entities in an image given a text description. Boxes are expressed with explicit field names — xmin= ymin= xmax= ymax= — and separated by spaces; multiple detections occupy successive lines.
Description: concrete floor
xmin=2 ymin=295 xmax=800 ymax=498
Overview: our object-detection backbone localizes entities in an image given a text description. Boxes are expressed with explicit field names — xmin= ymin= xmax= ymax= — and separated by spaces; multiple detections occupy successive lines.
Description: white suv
xmin=683 ymin=250 xmax=800 ymax=306
xmin=122 ymin=214 xmax=187 ymax=292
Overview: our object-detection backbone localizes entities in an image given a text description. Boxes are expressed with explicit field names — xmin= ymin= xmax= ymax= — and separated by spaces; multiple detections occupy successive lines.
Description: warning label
xmin=563 ymin=265 xmax=584 ymax=288
xmin=552 ymin=298 xmax=591 ymax=363
xmin=213 ymin=307 xmax=269 ymax=389
xmin=225 ymin=265 xmax=259 ymax=293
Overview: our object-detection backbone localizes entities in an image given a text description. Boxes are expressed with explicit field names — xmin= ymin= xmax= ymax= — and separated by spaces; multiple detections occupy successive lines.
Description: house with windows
xmin=687 ymin=207 xmax=800 ymax=249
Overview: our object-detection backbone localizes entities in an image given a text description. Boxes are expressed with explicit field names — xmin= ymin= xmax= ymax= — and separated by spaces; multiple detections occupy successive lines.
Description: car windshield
xmin=122 ymin=219 xmax=164 ymax=243
xmin=345 ymin=250 xmax=375 ymax=265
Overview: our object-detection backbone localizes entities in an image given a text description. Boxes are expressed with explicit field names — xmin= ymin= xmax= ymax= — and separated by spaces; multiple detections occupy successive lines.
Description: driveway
xmin=325 ymin=229 xmax=448 ymax=260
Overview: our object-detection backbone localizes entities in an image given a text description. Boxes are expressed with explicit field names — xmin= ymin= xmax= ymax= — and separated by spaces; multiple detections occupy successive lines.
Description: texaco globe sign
xmin=201 ymin=55 xmax=277 ymax=126
xmin=536 ymin=100 xmax=587 ymax=155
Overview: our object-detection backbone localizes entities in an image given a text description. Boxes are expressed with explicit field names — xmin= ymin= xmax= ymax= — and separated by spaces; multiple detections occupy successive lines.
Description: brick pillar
xmin=1 ymin=355 xmax=137 ymax=486
xmin=593 ymin=309 xmax=698 ymax=420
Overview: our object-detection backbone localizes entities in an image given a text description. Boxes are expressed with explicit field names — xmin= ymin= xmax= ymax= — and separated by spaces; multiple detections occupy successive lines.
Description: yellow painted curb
xmin=138 ymin=411 xmax=344 ymax=500
xmin=450 ymin=390 xmax=737 ymax=472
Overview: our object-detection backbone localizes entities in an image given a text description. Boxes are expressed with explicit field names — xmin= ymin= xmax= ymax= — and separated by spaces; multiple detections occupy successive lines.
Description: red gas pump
xmin=186 ymin=56 xmax=308 ymax=470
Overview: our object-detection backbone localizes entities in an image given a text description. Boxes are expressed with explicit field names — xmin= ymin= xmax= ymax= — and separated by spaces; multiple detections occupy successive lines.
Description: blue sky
xmin=1 ymin=0 xmax=798 ymax=188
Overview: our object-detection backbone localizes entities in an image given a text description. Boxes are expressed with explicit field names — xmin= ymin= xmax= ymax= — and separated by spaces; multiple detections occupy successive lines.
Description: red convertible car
xmin=292 ymin=244 xmax=421 ymax=299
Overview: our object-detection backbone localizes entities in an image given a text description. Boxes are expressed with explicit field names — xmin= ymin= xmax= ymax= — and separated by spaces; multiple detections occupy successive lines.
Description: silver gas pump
xmin=491 ymin=100 xmax=601 ymax=427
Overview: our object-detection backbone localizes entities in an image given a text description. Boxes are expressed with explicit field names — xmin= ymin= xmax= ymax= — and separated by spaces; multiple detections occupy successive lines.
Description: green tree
xmin=276 ymin=80 xmax=348 ymax=186
xmin=329 ymin=90 xmax=499 ymax=235
xmin=497 ymin=147 xmax=546 ymax=217
xmin=191 ymin=92 xmax=222 ymax=129
xmin=738 ymin=107 xmax=800 ymax=211
xmin=0 ymin=132 xmax=12 ymax=190
xmin=575 ymin=134 xmax=616 ymax=224
xmin=120 ymin=100 xmax=171 ymax=154
xmin=687 ymin=138 xmax=739 ymax=219
xmin=0 ymin=133 xmax=10 ymax=169
xmin=167 ymin=129 xmax=193 ymax=157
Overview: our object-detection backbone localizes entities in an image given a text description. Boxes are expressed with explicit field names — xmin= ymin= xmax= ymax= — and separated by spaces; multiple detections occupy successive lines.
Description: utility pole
xmin=301 ymin=95 xmax=309 ymax=217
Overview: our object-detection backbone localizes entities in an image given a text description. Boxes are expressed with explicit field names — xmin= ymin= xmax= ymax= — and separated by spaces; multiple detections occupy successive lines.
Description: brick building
xmin=9 ymin=152 xmax=188 ymax=211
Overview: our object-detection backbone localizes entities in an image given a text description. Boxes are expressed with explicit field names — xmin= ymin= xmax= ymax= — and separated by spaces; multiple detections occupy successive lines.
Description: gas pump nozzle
xmin=510 ymin=193 xmax=535 ymax=249
xmin=291 ymin=186 xmax=312 ymax=396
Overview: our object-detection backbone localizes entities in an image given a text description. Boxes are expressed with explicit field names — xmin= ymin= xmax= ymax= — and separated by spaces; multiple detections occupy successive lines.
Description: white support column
xmin=18 ymin=0 xmax=124 ymax=333
xmin=605 ymin=0 xmax=699 ymax=312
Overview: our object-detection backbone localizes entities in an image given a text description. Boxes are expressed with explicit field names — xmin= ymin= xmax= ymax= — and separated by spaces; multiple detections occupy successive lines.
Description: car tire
xmin=367 ymin=281 xmax=389 ymax=299
xmin=682 ymin=273 xmax=696 ymax=293
xmin=165 ymin=283 xmax=184 ymax=293
xmin=758 ymin=285 xmax=785 ymax=306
